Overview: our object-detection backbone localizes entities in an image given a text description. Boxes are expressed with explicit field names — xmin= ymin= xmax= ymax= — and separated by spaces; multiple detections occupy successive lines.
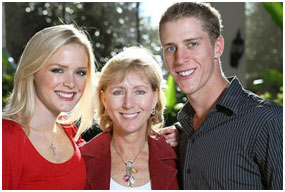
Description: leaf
xmin=263 ymin=2 xmax=283 ymax=30
xmin=164 ymin=75 xmax=177 ymax=113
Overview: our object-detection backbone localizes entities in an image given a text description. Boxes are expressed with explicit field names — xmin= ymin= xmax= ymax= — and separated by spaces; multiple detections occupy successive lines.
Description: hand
xmin=160 ymin=125 xmax=179 ymax=147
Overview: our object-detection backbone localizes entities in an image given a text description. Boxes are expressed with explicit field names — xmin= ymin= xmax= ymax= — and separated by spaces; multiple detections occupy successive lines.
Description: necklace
xmin=49 ymin=124 xmax=58 ymax=155
xmin=112 ymin=139 xmax=146 ymax=188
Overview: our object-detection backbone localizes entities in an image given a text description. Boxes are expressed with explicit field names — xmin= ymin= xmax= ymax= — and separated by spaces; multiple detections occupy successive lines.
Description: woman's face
xmin=101 ymin=71 xmax=158 ymax=135
xmin=34 ymin=43 xmax=88 ymax=116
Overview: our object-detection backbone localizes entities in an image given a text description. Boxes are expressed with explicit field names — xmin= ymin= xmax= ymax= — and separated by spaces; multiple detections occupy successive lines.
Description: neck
xmin=187 ymin=74 xmax=229 ymax=127
xmin=112 ymin=130 xmax=147 ymax=157
xmin=29 ymin=102 xmax=60 ymax=132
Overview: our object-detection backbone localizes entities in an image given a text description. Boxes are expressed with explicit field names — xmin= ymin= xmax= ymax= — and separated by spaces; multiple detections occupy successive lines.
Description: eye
xmin=51 ymin=68 xmax=64 ymax=73
xmin=165 ymin=46 xmax=176 ymax=52
xmin=76 ymin=70 xmax=87 ymax=76
xmin=113 ymin=90 xmax=124 ymax=96
xmin=188 ymin=42 xmax=198 ymax=47
xmin=135 ymin=90 xmax=146 ymax=95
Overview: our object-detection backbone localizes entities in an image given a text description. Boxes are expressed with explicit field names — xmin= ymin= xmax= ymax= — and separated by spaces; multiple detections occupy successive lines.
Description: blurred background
xmin=2 ymin=2 xmax=283 ymax=139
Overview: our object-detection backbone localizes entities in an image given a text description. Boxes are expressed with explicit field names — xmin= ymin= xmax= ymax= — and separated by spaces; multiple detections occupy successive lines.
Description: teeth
xmin=179 ymin=69 xmax=195 ymax=77
xmin=56 ymin=92 xmax=74 ymax=98
xmin=122 ymin=113 xmax=138 ymax=118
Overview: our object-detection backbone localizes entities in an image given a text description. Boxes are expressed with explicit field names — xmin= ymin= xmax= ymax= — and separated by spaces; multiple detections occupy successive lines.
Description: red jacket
xmin=80 ymin=132 xmax=179 ymax=190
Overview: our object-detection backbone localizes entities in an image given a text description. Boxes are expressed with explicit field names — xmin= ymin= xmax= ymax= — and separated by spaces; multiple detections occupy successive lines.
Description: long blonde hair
xmin=96 ymin=46 xmax=166 ymax=135
xmin=3 ymin=24 xmax=96 ymax=141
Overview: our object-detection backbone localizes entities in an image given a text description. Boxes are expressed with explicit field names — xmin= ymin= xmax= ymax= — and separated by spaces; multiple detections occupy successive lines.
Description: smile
xmin=120 ymin=112 xmax=139 ymax=119
xmin=55 ymin=91 xmax=75 ymax=98
xmin=178 ymin=69 xmax=195 ymax=77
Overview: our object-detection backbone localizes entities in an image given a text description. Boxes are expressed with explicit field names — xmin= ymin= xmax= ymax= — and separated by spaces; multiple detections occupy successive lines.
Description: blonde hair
xmin=96 ymin=46 xmax=166 ymax=136
xmin=3 ymin=24 xmax=96 ymax=141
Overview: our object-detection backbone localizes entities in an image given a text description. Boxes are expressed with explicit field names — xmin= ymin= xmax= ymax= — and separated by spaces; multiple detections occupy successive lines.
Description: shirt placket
xmin=183 ymin=132 xmax=197 ymax=189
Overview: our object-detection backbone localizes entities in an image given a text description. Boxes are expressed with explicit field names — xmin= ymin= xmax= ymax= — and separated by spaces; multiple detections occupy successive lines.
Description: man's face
xmin=160 ymin=17 xmax=222 ymax=97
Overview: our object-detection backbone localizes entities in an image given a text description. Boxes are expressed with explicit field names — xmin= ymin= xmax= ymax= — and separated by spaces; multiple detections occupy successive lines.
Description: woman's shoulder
xmin=2 ymin=119 xmax=25 ymax=136
xmin=2 ymin=119 xmax=28 ymax=154
xmin=148 ymin=134 xmax=177 ymax=159
xmin=80 ymin=132 xmax=111 ymax=154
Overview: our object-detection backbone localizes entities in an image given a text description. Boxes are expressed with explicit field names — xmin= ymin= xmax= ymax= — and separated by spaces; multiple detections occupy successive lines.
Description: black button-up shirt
xmin=177 ymin=77 xmax=283 ymax=190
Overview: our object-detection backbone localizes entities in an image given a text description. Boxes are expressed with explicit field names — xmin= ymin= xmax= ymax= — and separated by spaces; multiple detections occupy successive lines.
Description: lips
xmin=55 ymin=91 xmax=75 ymax=99
xmin=120 ymin=112 xmax=139 ymax=119
xmin=178 ymin=69 xmax=196 ymax=77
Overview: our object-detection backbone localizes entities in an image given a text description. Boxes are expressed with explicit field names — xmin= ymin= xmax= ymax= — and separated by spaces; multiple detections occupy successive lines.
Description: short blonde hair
xmin=96 ymin=46 xmax=166 ymax=135
xmin=3 ymin=24 xmax=96 ymax=141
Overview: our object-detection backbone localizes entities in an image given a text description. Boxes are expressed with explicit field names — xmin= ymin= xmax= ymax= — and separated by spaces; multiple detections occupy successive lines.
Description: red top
xmin=2 ymin=119 xmax=86 ymax=190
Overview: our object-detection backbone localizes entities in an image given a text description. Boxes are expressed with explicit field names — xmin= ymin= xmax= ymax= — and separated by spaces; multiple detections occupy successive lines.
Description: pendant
xmin=49 ymin=143 xmax=56 ymax=155
xmin=128 ymin=176 xmax=135 ymax=187
xmin=131 ymin=167 xmax=137 ymax=173
xmin=124 ymin=160 xmax=136 ymax=187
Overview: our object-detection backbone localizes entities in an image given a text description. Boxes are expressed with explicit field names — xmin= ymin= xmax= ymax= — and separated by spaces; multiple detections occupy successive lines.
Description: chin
xmin=57 ymin=105 xmax=76 ymax=113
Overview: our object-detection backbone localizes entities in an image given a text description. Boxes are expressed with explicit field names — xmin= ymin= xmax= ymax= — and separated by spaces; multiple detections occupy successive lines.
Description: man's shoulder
xmin=241 ymin=88 xmax=282 ymax=117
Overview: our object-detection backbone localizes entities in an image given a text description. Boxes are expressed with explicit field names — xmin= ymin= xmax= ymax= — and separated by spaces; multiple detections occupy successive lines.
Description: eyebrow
xmin=183 ymin=37 xmax=202 ymax=43
xmin=48 ymin=63 xmax=88 ymax=69
xmin=162 ymin=37 xmax=202 ymax=47
xmin=109 ymin=85 xmax=149 ymax=90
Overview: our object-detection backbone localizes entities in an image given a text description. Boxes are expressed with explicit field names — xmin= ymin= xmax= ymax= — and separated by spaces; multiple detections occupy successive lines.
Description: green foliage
xmin=163 ymin=74 xmax=186 ymax=126
xmin=2 ymin=74 xmax=14 ymax=105
xmin=246 ymin=3 xmax=283 ymax=107
xmin=251 ymin=70 xmax=283 ymax=106
xmin=260 ymin=86 xmax=283 ymax=106
xmin=253 ymin=69 xmax=282 ymax=93
xmin=165 ymin=75 xmax=176 ymax=113
xmin=2 ymin=49 xmax=16 ymax=106
xmin=263 ymin=2 xmax=283 ymax=30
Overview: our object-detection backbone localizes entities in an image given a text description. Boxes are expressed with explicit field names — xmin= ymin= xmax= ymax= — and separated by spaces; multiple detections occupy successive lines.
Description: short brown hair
xmin=159 ymin=2 xmax=223 ymax=45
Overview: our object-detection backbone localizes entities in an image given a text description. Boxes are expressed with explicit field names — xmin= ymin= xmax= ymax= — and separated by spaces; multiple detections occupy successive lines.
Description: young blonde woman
xmin=80 ymin=46 xmax=179 ymax=190
xmin=2 ymin=24 xmax=96 ymax=189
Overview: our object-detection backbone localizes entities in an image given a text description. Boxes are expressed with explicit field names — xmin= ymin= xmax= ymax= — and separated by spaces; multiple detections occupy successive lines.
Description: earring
xmin=151 ymin=108 xmax=156 ymax=115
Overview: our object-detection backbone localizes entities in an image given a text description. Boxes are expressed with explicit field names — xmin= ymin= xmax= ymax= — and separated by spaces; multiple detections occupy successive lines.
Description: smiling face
xmin=34 ymin=43 xmax=88 ymax=116
xmin=101 ymin=71 xmax=158 ymax=135
xmin=160 ymin=17 xmax=223 ymax=98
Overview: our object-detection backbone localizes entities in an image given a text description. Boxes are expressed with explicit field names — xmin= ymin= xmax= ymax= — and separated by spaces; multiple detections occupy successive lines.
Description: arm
xmin=2 ymin=120 xmax=24 ymax=189
xmin=254 ymin=116 xmax=283 ymax=189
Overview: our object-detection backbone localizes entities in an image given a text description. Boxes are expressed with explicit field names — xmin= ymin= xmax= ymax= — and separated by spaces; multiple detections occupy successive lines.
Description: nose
xmin=122 ymin=92 xmax=134 ymax=109
xmin=63 ymin=74 xmax=75 ymax=89
xmin=175 ymin=47 xmax=189 ymax=65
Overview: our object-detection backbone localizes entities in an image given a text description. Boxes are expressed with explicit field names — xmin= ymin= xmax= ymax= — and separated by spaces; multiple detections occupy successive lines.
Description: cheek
xmin=164 ymin=56 xmax=174 ymax=70
xmin=138 ymin=96 xmax=155 ymax=111
xmin=34 ymin=74 xmax=59 ymax=90
xmin=105 ymin=96 xmax=122 ymax=111
xmin=76 ymin=77 xmax=87 ymax=92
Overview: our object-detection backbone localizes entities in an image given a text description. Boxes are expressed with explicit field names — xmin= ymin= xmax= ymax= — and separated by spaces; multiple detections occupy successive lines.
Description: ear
xmin=214 ymin=35 xmax=224 ymax=59
xmin=152 ymin=89 xmax=159 ymax=110
xmin=100 ymin=90 xmax=107 ymax=108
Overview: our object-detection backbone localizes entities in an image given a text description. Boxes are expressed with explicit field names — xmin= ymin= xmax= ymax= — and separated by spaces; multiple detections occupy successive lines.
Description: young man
xmin=159 ymin=2 xmax=282 ymax=190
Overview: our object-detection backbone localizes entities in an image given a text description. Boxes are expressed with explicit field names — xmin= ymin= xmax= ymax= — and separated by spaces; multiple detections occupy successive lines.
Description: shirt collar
xmin=215 ymin=76 xmax=244 ymax=115
xmin=178 ymin=76 xmax=244 ymax=120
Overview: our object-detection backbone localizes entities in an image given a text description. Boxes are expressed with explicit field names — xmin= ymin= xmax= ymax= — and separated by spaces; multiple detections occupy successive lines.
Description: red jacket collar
xmin=80 ymin=132 xmax=178 ymax=189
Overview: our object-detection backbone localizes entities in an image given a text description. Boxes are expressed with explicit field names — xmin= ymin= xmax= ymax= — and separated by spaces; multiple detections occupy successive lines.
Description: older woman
xmin=80 ymin=46 xmax=179 ymax=190
xmin=2 ymin=24 xmax=96 ymax=189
